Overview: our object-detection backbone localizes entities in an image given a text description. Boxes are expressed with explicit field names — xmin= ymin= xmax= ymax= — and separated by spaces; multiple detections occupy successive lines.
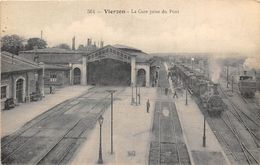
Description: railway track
xmin=185 ymin=81 xmax=260 ymax=165
xmin=1 ymin=88 xmax=97 ymax=148
xmin=149 ymin=63 xmax=190 ymax=165
xmin=1 ymin=87 xmax=125 ymax=165
xmin=35 ymin=88 xmax=126 ymax=165
xmin=219 ymin=85 xmax=260 ymax=147
xmin=149 ymin=101 xmax=190 ymax=165
xmin=221 ymin=112 xmax=260 ymax=165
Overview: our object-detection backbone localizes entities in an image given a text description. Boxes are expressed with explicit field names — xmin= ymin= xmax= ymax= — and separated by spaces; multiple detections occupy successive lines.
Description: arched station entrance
xmin=137 ymin=69 xmax=146 ymax=87
xmin=16 ymin=78 xmax=24 ymax=103
xmin=87 ymin=59 xmax=131 ymax=86
xmin=83 ymin=45 xmax=151 ymax=87
xmin=73 ymin=68 xmax=81 ymax=85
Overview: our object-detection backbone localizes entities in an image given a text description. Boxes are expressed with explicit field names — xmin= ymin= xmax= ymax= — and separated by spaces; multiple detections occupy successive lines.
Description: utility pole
xmin=227 ymin=65 xmax=229 ymax=88
xmin=106 ymin=90 xmax=116 ymax=154
xmin=203 ymin=115 xmax=206 ymax=147
xmin=231 ymin=76 xmax=234 ymax=93
xmin=185 ymin=80 xmax=188 ymax=105
xmin=136 ymin=84 xmax=138 ymax=106
xmin=138 ymin=86 xmax=141 ymax=105
xmin=41 ymin=30 xmax=43 ymax=40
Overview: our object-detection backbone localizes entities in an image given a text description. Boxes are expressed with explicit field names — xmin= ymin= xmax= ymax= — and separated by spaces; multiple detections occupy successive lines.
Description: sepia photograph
xmin=1 ymin=0 xmax=260 ymax=164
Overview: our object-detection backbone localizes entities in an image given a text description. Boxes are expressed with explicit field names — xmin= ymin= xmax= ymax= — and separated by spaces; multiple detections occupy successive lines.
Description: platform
xmin=1 ymin=85 xmax=91 ymax=137
xmin=70 ymin=87 xmax=157 ymax=165
xmin=165 ymin=62 xmax=231 ymax=165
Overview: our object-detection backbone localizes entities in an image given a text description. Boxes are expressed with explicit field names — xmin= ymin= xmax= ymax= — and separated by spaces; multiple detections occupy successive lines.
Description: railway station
xmin=2 ymin=1 xmax=260 ymax=164
xmin=19 ymin=44 xmax=156 ymax=88
xmin=2 ymin=24 xmax=260 ymax=165
xmin=2 ymin=47 xmax=260 ymax=165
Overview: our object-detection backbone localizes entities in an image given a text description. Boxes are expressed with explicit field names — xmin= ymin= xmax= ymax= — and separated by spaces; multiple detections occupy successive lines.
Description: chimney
xmin=72 ymin=36 xmax=75 ymax=50
xmin=40 ymin=30 xmax=43 ymax=40
xmin=87 ymin=38 xmax=91 ymax=46
xmin=213 ymin=83 xmax=219 ymax=95
xmin=100 ymin=40 xmax=104 ymax=48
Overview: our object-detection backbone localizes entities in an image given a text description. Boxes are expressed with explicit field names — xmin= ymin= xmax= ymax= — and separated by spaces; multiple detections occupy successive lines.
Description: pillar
xmin=39 ymin=62 xmax=45 ymax=97
xmin=69 ymin=63 xmax=73 ymax=85
xmin=82 ymin=56 xmax=87 ymax=85
xmin=26 ymin=72 xmax=30 ymax=102
xmin=131 ymin=56 xmax=136 ymax=86
xmin=146 ymin=66 xmax=150 ymax=87
xmin=11 ymin=74 xmax=16 ymax=103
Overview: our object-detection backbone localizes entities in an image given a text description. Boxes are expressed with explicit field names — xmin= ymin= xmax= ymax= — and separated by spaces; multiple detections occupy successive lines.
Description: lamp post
xmin=226 ymin=65 xmax=229 ymax=88
xmin=106 ymin=90 xmax=116 ymax=154
xmin=185 ymin=80 xmax=188 ymax=105
xmin=203 ymin=114 xmax=206 ymax=147
xmin=131 ymin=82 xmax=134 ymax=104
xmin=136 ymin=84 xmax=138 ymax=106
xmin=231 ymin=76 xmax=234 ymax=93
xmin=191 ymin=57 xmax=194 ymax=72
xmin=98 ymin=115 xmax=104 ymax=164
xmin=138 ymin=86 xmax=141 ymax=105
xmin=135 ymin=68 xmax=139 ymax=106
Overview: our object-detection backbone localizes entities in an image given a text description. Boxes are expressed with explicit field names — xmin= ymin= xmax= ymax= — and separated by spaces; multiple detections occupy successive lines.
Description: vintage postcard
xmin=1 ymin=0 xmax=260 ymax=165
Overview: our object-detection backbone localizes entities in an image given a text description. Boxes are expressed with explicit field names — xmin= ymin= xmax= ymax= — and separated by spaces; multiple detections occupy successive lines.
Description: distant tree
xmin=54 ymin=43 xmax=71 ymax=50
xmin=1 ymin=34 xmax=25 ymax=55
xmin=77 ymin=44 xmax=85 ymax=51
xmin=25 ymin=38 xmax=47 ymax=50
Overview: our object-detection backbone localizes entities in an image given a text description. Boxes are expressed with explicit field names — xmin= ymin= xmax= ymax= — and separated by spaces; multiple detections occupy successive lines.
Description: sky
xmin=1 ymin=0 xmax=260 ymax=59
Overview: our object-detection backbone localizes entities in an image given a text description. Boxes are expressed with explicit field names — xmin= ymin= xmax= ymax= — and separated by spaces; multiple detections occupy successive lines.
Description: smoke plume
xmin=243 ymin=56 xmax=260 ymax=70
xmin=209 ymin=57 xmax=222 ymax=83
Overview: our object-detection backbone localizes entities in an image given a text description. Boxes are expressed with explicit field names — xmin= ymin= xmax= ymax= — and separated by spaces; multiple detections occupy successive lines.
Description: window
xmin=1 ymin=86 xmax=7 ymax=99
xmin=50 ymin=73 xmax=57 ymax=82
xmin=65 ymin=71 xmax=69 ymax=78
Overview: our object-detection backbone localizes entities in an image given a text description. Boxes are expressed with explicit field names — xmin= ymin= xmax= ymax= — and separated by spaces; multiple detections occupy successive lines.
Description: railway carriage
xmin=238 ymin=71 xmax=256 ymax=98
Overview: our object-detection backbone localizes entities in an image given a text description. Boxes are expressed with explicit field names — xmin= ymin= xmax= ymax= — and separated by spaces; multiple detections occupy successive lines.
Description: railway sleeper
xmin=36 ymin=138 xmax=77 ymax=165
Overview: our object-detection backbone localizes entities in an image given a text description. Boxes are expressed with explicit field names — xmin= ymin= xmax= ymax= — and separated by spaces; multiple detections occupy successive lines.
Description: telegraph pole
xmin=227 ymin=65 xmax=229 ymax=88
xmin=106 ymin=90 xmax=116 ymax=154
xmin=185 ymin=80 xmax=188 ymax=105
xmin=136 ymin=84 xmax=138 ymax=106
xmin=231 ymin=76 xmax=234 ymax=93
xmin=203 ymin=115 xmax=206 ymax=147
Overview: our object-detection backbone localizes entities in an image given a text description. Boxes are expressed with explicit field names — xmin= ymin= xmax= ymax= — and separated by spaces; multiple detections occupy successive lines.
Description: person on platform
xmin=146 ymin=99 xmax=150 ymax=113
xmin=165 ymin=88 xmax=168 ymax=95
xmin=173 ymin=90 xmax=178 ymax=98
xmin=50 ymin=86 xmax=52 ymax=94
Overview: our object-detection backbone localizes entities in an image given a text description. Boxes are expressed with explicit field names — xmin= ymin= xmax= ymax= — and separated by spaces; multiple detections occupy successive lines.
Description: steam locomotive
xmin=169 ymin=63 xmax=225 ymax=117
xmin=206 ymin=84 xmax=225 ymax=117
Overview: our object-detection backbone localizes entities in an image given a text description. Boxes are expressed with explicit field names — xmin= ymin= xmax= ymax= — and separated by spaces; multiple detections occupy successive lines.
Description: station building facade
xmin=19 ymin=44 xmax=156 ymax=87
xmin=1 ymin=52 xmax=44 ymax=109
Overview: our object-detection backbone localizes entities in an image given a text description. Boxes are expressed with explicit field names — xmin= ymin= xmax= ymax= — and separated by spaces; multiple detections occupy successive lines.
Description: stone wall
xmin=44 ymin=69 xmax=70 ymax=87
xmin=1 ymin=70 xmax=41 ymax=110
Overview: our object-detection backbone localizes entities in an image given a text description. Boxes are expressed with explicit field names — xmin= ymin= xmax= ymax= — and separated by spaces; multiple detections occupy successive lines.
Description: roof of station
xmin=44 ymin=64 xmax=70 ymax=70
xmin=19 ymin=48 xmax=82 ymax=54
xmin=112 ymin=44 xmax=142 ymax=52
xmin=87 ymin=44 xmax=152 ymax=63
xmin=19 ymin=44 xmax=153 ymax=64
xmin=116 ymin=45 xmax=151 ymax=63
xmin=1 ymin=51 xmax=42 ymax=73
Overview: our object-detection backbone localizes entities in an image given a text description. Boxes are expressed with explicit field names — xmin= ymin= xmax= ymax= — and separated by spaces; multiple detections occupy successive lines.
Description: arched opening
xmin=73 ymin=68 xmax=81 ymax=85
xmin=87 ymin=59 xmax=131 ymax=86
xmin=16 ymin=78 xmax=24 ymax=103
xmin=137 ymin=69 xmax=146 ymax=87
